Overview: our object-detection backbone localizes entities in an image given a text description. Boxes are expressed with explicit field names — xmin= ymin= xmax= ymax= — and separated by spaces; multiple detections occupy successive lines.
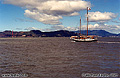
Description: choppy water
xmin=0 ymin=37 xmax=119 ymax=78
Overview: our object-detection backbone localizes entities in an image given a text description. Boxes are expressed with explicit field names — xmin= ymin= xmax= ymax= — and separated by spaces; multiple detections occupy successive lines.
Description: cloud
xmin=51 ymin=25 xmax=64 ymax=30
xmin=44 ymin=25 xmax=78 ymax=31
xmin=24 ymin=10 xmax=62 ymax=25
xmin=67 ymin=12 xmax=80 ymax=16
xmin=24 ymin=23 xmax=120 ymax=34
xmin=39 ymin=0 xmax=90 ymax=16
xmin=3 ymin=0 xmax=91 ymax=25
xmin=87 ymin=11 xmax=117 ymax=22
xmin=64 ymin=26 xmax=78 ymax=31
xmin=24 ymin=27 xmax=41 ymax=30
xmin=81 ymin=23 xmax=120 ymax=34
xmin=112 ymin=20 xmax=120 ymax=23
xmin=15 ymin=18 xmax=34 ymax=22
xmin=45 ymin=23 xmax=120 ymax=34
xmin=102 ymin=24 xmax=120 ymax=34
xmin=16 ymin=28 xmax=22 ymax=30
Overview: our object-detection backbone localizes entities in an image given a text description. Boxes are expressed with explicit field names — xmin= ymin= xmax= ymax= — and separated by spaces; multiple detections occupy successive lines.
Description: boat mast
xmin=79 ymin=16 xmax=81 ymax=36
xmin=87 ymin=7 xmax=88 ymax=36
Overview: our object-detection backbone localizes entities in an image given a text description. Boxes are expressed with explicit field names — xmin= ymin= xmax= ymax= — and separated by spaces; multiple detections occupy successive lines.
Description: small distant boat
xmin=70 ymin=7 xmax=98 ymax=42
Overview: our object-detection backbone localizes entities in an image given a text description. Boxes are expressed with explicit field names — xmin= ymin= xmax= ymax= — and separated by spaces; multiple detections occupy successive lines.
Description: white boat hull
xmin=73 ymin=38 xmax=98 ymax=42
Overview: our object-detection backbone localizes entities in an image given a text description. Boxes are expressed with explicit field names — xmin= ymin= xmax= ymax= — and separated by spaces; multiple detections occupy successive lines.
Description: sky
xmin=0 ymin=0 xmax=120 ymax=34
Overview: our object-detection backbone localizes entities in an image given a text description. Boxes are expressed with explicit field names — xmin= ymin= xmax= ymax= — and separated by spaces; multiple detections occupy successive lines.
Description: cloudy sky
xmin=0 ymin=0 xmax=120 ymax=33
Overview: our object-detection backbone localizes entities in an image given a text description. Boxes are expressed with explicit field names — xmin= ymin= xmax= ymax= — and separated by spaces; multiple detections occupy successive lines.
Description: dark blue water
xmin=0 ymin=37 xmax=119 ymax=78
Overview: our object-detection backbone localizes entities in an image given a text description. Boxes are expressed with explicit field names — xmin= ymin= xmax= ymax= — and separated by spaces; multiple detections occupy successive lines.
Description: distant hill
xmin=74 ymin=30 xmax=120 ymax=37
xmin=31 ymin=30 xmax=77 ymax=37
xmin=0 ymin=30 xmax=119 ymax=37
xmin=0 ymin=30 xmax=77 ymax=37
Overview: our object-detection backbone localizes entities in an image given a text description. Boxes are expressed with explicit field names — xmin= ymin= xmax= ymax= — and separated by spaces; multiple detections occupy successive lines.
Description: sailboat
xmin=70 ymin=7 xmax=98 ymax=42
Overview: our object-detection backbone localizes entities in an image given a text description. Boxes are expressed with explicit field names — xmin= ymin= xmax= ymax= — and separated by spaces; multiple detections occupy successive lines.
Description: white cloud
xmin=51 ymin=25 xmax=65 ymax=30
xmin=24 ymin=23 xmax=120 ymax=34
xmin=15 ymin=18 xmax=34 ymax=22
xmin=44 ymin=23 xmax=120 ymax=33
xmin=24 ymin=27 xmax=41 ymax=30
xmin=112 ymin=20 xmax=120 ymax=23
xmin=81 ymin=23 xmax=120 ymax=34
xmin=39 ymin=0 xmax=90 ymax=15
xmin=44 ymin=25 xmax=78 ymax=31
xmin=87 ymin=11 xmax=117 ymax=22
xmin=3 ymin=0 xmax=91 ymax=25
xmin=16 ymin=28 xmax=22 ymax=30
xmin=67 ymin=12 xmax=80 ymax=16
xmin=24 ymin=10 xmax=62 ymax=25
xmin=64 ymin=26 xmax=78 ymax=31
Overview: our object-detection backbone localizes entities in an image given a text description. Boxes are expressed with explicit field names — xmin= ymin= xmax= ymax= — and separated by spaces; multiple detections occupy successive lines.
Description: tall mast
xmin=87 ymin=7 xmax=88 ymax=36
xmin=79 ymin=16 xmax=81 ymax=35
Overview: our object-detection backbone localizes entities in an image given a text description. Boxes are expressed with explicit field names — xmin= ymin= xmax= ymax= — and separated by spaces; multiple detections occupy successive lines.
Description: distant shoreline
xmin=0 ymin=36 xmax=119 ymax=38
xmin=0 ymin=30 xmax=120 ymax=38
